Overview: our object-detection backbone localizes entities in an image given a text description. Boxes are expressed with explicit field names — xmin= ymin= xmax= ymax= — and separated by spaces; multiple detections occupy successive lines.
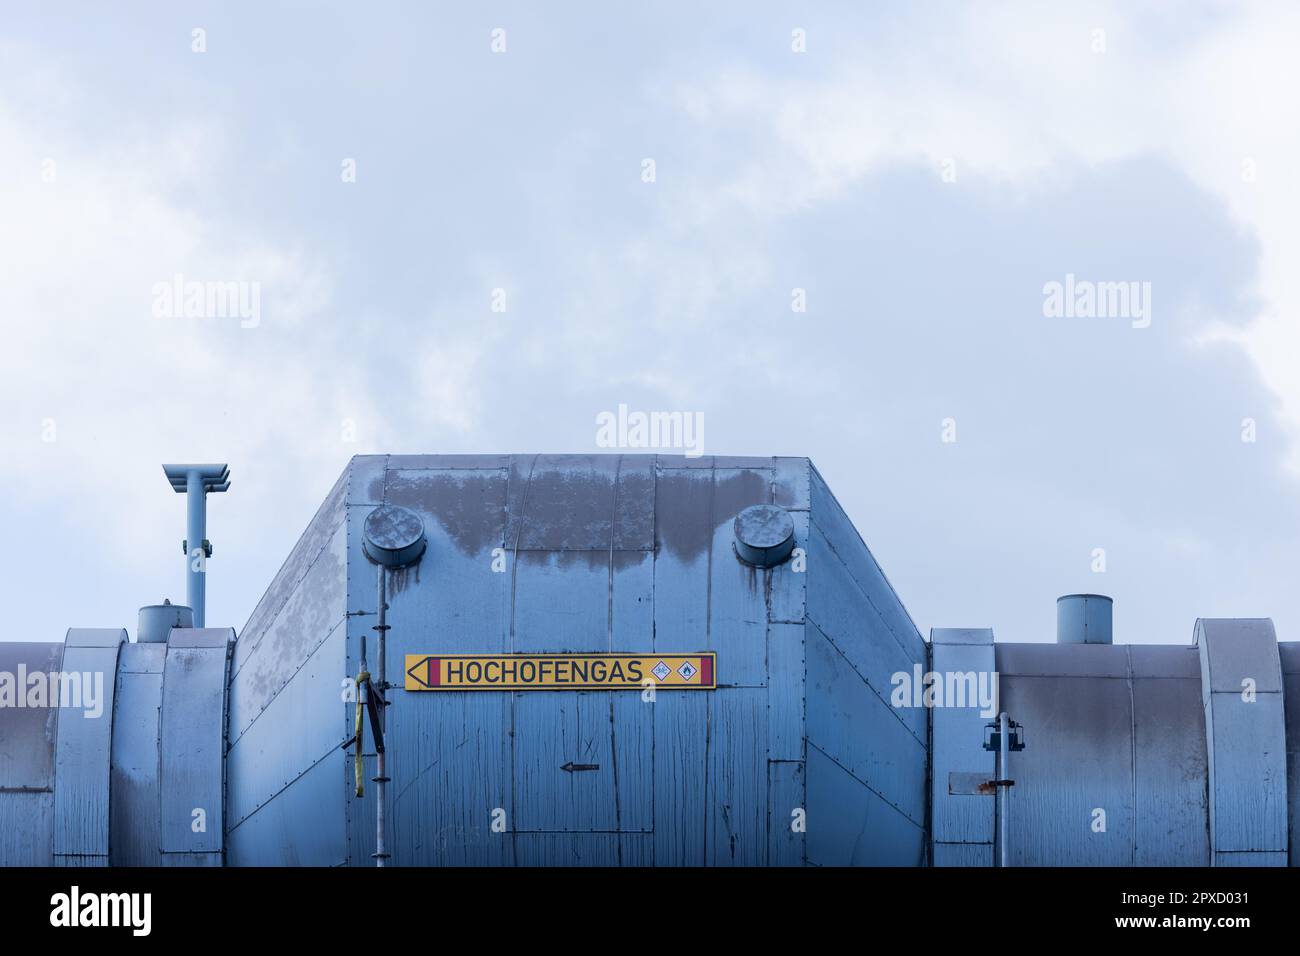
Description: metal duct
xmin=1056 ymin=593 xmax=1113 ymax=644
xmin=137 ymin=600 xmax=193 ymax=644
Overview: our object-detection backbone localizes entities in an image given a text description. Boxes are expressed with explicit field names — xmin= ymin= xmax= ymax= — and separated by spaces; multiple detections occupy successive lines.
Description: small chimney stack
xmin=1056 ymin=594 xmax=1113 ymax=644
xmin=162 ymin=463 xmax=230 ymax=628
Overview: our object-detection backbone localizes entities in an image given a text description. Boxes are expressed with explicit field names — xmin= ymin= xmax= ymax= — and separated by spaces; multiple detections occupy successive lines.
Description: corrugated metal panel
xmin=1214 ymin=850 xmax=1288 ymax=866
xmin=768 ymin=760 xmax=805 ymax=865
xmin=1196 ymin=619 xmax=1287 ymax=865
xmin=337 ymin=455 xmax=823 ymax=867
xmin=930 ymin=629 xmax=995 ymax=860
xmin=0 ymin=791 xmax=54 ymax=865
xmin=809 ymin=466 xmax=925 ymax=661
xmin=1130 ymin=643 xmax=1202 ymax=678
xmin=707 ymin=468 xmax=776 ymax=687
xmin=767 ymin=622 xmax=805 ymax=762
xmin=512 ymin=832 xmax=651 ymax=866
xmin=511 ymin=692 xmax=652 ymax=832
xmin=806 ymin=524 xmax=925 ymax=741
xmin=0 ymin=642 xmax=63 ymax=791
xmin=1280 ymin=642 xmax=1300 ymax=868
xmin=806 ymin=624 xmax=926 ymax=827
xmin=804 ymin=461 xmax=928 ymax=866
xmin=652 ymin=692 xmax=706 ymax=866
xmin=806 ymin=455 xmax=930 ymax=868
xmin=997 ymin=671 xmax=1136 ymax=866
xmin=53 ymin=628 xmax=125 ymax=866
xmin=805 ymin=747 xmax=925 ymax=865
xmin=934 ymin=842 xmax=992 ymax=866
xmin=229 ymin=520 xmax=348 ymax=737
xmin=229 ymin=755 xmax=346 ymax=866
xmin=993 ymin=642 xmax=1216 ymax=867
xmin=226 ymin=619 xmax=346 ymax=829
xmin=996 ymin=642 xmax=1130 ymax=677
xmin=1199 ymin=618 xmax=1284 ymax=695
xmin=1132 ymin=661 xmax=1209 ymax=865
xmin=361 ymin=464 xmax=513 ymax=865
xmin=707 ymin=687 xmax=767 ymax=865
xmin=513 ymin=552 xmax=609 ymax=652
xmin=160 ymin=628 xmax=232 ymax=865
xmin=226 ymin=509 xmax=348 ymax=868
xmin=0 ymin=642 xmax=64 ymax=867
xmin=109 ymin=642 xmax=166 ymax=866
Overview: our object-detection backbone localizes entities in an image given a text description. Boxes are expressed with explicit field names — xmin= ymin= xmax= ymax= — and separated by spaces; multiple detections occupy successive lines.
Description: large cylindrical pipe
xmin=1056 ymin=594 xmax=1113 ymax=644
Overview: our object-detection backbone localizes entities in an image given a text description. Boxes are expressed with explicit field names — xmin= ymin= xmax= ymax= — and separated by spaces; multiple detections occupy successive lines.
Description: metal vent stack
xmin=162 ymin=463 xmax=230 ymax=627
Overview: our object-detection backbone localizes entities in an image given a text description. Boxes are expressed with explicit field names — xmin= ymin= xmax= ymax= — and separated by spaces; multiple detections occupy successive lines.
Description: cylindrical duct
xmin=138 ymin=600 xmax=194 ymax=643
xmin=733 ymin=505 xmax=796 ymax=568
xmin=362 ymin=505 xmax=427 ymax=569
xmin=1056 ymin=594 xmax=1113 ymax=644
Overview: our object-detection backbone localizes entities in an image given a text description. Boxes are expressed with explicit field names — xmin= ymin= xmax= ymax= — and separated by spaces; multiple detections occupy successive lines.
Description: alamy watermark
xmin=891 ymin=665 xmax=999 ymax=718
xmin=1042 ymin=273 xmax=1151 ymax=329
xmin=595 ymin=403 xmax=704 ymax=458
xmin=151 ymin=273 xmax=261 ymax=328
xmin=50 ymin=886 xmax=151 ymax=936
xmin=0 ymin=666 xmax=105 ymax=718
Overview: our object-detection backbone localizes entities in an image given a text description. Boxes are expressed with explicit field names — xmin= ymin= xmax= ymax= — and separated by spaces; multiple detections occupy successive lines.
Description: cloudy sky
xmin=3 ymin=1 xmax=1298 ymax=647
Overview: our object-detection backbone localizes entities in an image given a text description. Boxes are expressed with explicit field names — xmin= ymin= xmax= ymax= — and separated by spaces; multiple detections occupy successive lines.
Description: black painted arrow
xmin=560 ymin=762 xmax=600 ymax=772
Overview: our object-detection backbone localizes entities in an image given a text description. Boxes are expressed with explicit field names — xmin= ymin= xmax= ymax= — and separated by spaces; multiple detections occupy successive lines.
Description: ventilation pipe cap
xmin=733 ymin=504 xmax=796 ymax=568
xmin=1056 ymin=594 xmax=1113 ymax=645
xmin=138 ymin=599 xmax=194 ymax=644
xmin=363 ymin=505 xmax=428 ymax=569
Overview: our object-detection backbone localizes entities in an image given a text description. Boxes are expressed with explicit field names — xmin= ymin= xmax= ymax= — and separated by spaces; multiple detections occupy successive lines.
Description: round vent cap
xmin=733 ymin=504 xmax=796 ymax=567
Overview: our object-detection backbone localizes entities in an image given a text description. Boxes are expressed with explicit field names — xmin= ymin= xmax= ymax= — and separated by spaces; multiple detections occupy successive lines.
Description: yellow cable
xmin=354 ymin=670 xmax=370 ymax=797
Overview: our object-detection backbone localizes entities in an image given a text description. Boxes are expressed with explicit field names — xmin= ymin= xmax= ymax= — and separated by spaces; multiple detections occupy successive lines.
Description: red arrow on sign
xmin=406 ymin=656 xmax=438 ymax=688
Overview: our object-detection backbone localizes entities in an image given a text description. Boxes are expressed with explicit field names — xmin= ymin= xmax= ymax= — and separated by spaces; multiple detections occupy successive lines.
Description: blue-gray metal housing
xmin=3 ymin=453 xmax=1299 ymax=867
xmin=225 ymin=454 xmax=928 ymax=866
xmin=0 ymin=626 xmax=232 ymax=866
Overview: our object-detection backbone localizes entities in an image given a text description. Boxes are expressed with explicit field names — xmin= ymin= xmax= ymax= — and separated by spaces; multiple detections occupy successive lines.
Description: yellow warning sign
xmin=404 ymin=653 xmax=716 ymax=691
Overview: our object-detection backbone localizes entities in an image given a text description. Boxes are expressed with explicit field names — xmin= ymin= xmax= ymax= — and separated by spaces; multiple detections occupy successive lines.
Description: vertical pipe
xmin=998 ymin=711 xmax=1010 ymax=868
xmin=185 ymin=469 xmax=206 ymax=627
xmin=375 ymin=568 xmax=388 ymax=867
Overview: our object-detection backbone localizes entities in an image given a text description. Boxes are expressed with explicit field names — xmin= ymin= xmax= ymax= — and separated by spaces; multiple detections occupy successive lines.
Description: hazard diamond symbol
xmin=651 ymin=660 xmax=671 ymax=681
xmin=677 ymin=660 xmax=698 ymax=681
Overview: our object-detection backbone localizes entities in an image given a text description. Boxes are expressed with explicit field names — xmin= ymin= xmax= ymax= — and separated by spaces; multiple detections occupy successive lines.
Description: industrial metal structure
xmin=1 ymin=454 xmax=1296 ymax=866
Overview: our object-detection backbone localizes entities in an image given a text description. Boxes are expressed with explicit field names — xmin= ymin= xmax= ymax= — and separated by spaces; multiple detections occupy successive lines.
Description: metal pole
xmin=185 ymin=470 xmax=206 ymax=627
xmin=998 ymin=711 xmax=1010 ymax=868
xmin=375 ymin=568 xmax=388 ymax=867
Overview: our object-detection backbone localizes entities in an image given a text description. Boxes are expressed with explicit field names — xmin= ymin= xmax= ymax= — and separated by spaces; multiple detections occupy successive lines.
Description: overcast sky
xmin=3 ymin=2 xmax=1298 ymax=647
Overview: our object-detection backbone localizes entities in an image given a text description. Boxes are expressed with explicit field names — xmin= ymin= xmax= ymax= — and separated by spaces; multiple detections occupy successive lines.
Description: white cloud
xmin=654 ymin=3 xmax=1300 ymax=467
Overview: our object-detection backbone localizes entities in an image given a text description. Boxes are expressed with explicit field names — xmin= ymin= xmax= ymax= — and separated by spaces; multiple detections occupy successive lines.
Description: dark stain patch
xmin=386 ymin=560 xmax=420 ymax=597
xmin=0 ymin=643 xmax=64 ymax=789
xmin=612 ymin=462 xmax=655 ymax=550
xmin=654 ymin=470 xmax=712 ymax=563
xmin=516 ymin=461 xmax=620 ymax=550
xmin=611 ymin=549 xmax=650 ymax=572
xmin=384 ymin=469 xmax=508 ymax=559
xmin=711 ymin=469 xmax=771 ymax=528
xmin=655 ymin=467 xmax=770 ymax=564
